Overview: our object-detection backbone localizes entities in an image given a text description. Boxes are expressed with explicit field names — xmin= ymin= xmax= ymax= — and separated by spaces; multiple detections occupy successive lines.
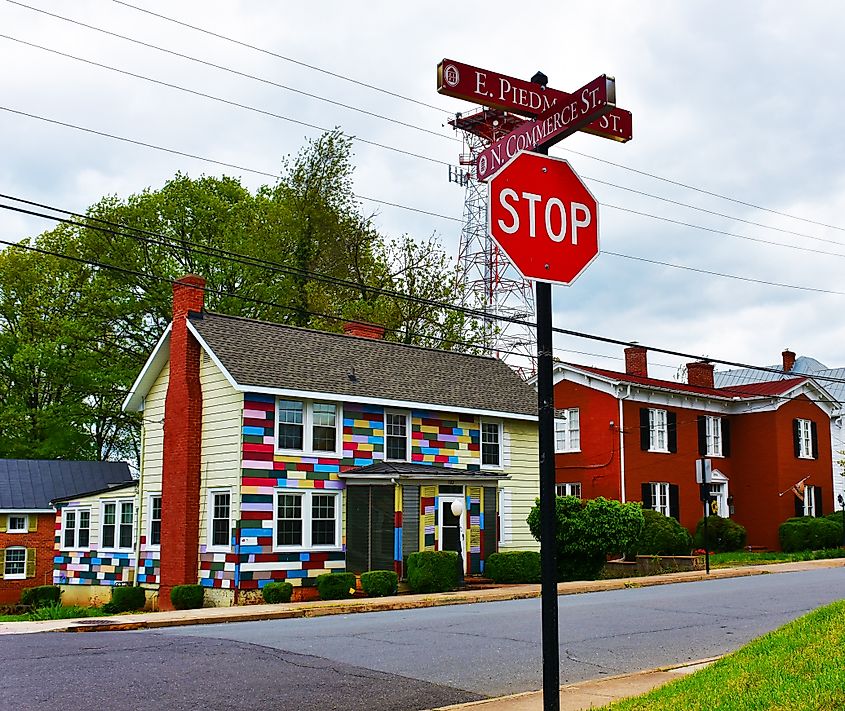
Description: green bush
xmin=693 ymin=516 xmax=747 ymax=552
xmin=170 ymin=584 xmax=204 ymax=610
xmin=20 ymin=585 xmax=61 ymax=609
xmin=629 ymin=509 xmax=693 ymax=557
xmin=528 ymin=496 xmax=644 ymax=582
xmin=26 ymin=602 xmax=92 ymax=621
xmin=406 ymin=551 xmax=459 ymax=593
xmin=360 ymin=570 xmax=398 ymax=597
xmin=262 ymin=581 xmax=293 ymax=604
xmin=485 ymin=551 xmax=541 ymax=583
xmin=108 ymin=586 xmax=146 ymax=612
xmin=779 ymin=517 xmax=842 ymax=552
xmin=316 ymin=572 xmax=357 ymax=600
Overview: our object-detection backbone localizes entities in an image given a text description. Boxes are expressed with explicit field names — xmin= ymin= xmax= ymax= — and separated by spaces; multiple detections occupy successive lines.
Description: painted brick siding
xmin=0 ymin=513 xmax=55 ymax=604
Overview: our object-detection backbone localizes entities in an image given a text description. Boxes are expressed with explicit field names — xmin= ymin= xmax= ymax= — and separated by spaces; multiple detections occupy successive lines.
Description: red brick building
xmin=551 ymin=346 xmax=837 ymax=550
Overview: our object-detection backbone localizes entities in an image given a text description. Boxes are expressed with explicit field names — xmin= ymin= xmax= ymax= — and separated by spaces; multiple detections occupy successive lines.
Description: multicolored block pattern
xmin=411 ymin=412 xmax=480 ymax=468
xmin=137 ymin=536 xmax=159 ymax=585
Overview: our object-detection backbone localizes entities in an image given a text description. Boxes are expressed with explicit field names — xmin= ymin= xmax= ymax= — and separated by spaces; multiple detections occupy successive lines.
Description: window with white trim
xmin=3 ymin=547 xmax=26 ymax=579
xmin=481 ymin=421 xmax=502 ymax=467
xmin=274 ymin=490 xmax=341 ymax=550
xmin=149 ymin=495 xmax=162 ymax=547
xmin=649 ymin=409 xmax=668 ymax=452
xmin=705 ymin=416 xmax=722 ymax=457
xmin=209 ymin=490 xmax=231 ymax=550
xmin=797 ymin=419 xmax=813 ymax=459
xmin=276 ymin=399 xmax=341 ymax=455
xmin=102 ymin=500 xmax=134 ymax=551
xmin=556 ymin=482 xmax=582 ymax=498
xmin=385 ymin=411 xmax=409 ymax=461
xmin=650 ymin=482 xmax=671 ymax=517
xmin=7 ymin=514 xmax=28 ymax=533
xmin=804 ymin=485 xmax=818 ymax=517
xmin=62 ymin=508 xmax=90 ymax=550
xmin=554 ymin=408 xmax=580 ymax=453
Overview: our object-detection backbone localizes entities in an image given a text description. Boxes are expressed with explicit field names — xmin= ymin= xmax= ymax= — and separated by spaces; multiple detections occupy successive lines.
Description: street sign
xmin=437 ymin=58 xmax=633 ymax=143
xmin=488 ymin=151 xmax=599 ymax=285
xmin=476 ymin=75 xmax=615 ymax=181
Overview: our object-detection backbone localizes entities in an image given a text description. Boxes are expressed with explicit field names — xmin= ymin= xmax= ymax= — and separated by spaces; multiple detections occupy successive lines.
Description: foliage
xmin=25 ymin=602 xmax=96 ymax=621
xmin=485 ymin=551 xmax=541 ymax=583
xmin=779 ymin=517 xmax=842 ymax=552
xmin=170 ymin=584 xmax=204 ymax=610
xmin=262 ymin=581 xmax=294 ymax=604
xmin=406 ymin=551 xmax=460 ymax=593
xmin=360 ymin=570 xmax=398 ymax=597
xmin=628 ymin=509 xmax=693 ymax=557
xmin=693 ymin=515 xmax=747 ymax=552
xmin=20 ymin=585 xmax=61 ymax=608
xmin=315 ymin=572 xmax=357 ymax=601
xmin=710 ymin=549 xmax=845 ymax=568
xmin=107 ymin=586 xmax=147 ymax=612
xmin=528 ymin=496 xmax=644 ymax=581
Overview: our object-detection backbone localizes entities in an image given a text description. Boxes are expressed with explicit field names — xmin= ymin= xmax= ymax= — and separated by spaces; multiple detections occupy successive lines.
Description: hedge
xmin=316 ymin=572 xmax=357 ymax=600
xmin=485 ymin=551 xmax=541 ymax=583
xmin=20 ymin=585 xmax=61 ymax=608
xmin=360 ymin=570 xmax=398 ymax=597
xmin=629 ymin=509 xmax=692 ymax=557
xmin=693 ymin=516 xmax=747 ymax=552
xmin=109 ymin=586 xmax=146 ymax=612
xmin=406 ymin=551 xmax=459 ymax=593
xmin=262 ymin=581 xmax=293 ymax=604
xmin=779 ymin=517 xmax=842 ymax=552
xmin=170 ymin=584 xmax=204 ymax=610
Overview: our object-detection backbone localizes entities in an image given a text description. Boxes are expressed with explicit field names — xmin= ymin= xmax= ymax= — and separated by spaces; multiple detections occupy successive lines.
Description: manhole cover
xmin=73 ymin=619 xmax=118 ymax=625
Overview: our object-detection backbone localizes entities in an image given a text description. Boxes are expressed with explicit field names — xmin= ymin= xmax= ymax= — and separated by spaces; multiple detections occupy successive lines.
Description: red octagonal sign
xmin=488 ymin=151 xmax=599 ymax=285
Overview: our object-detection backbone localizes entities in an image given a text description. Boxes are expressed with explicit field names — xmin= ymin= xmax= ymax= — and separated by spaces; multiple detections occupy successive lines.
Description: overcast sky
xmin=2 ymin=0 xmax=844 ymax=380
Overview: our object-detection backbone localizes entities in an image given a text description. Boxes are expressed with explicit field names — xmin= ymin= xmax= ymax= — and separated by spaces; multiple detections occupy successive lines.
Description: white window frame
xmin=61 ymin=507 xmax=91 ymax=551
xmin=7 ymin=514 xmax=28 ymax=533
xmin=705 ymin=416 xmax=723 ymax=457
xmin=273 ymin=489 xmax=342 ymax=552
xmin=480 ymin=420 xmax=503 ymax=469
xmin=649 ymin=409 xmax=669 ymax=453
xmin=384 ymin=410 xmax=411 ymax=462
xmin=556 ymin=482 xmax=582 ymax=498
xmin=797 ymin=419 xmax=813 ymax=459
xmin=804 ymin=485 xmax=818 ymax=517
xmin=3 ymin=546 xmax=26 ymax=580
xmin=650 ymin=482 xmax=671 ymax=517
xmin=100 ymin=499 xmax=135 ymax=552
xmin=148 ymin=494 xmax=162 ymax=549
xmin=554 ymin=408 xmax=581 ymax=453
xmin=207 ymin=489 xmax=232 ymax=552
xmin=274 ymin=398 xmax=343 ymax=457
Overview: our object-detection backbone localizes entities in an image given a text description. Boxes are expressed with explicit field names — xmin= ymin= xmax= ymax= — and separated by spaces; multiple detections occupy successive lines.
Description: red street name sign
xmin=437 ymin=58 xmax=632 ymax=143
xmin=476 ymin=75 xmax=614 ymax=182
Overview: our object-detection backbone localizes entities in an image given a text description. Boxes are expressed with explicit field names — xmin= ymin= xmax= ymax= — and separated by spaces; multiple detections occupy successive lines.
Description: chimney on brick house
xmin=342 ymin=321 xmax=386 ymax=339
xmin=686 ymin=360 xmax=715 ymax=388
xmin=624 ymin=345 xmax=648 ymax=377
xmin=782 ymin=348 xmax=796 ymax=373
xmin=159 ymin=274 xmax=206 ymax=610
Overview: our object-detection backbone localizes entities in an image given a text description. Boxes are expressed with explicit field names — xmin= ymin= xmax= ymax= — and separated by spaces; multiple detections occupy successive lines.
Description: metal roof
xmin=339 ymin=461 xmax=508 ymax=481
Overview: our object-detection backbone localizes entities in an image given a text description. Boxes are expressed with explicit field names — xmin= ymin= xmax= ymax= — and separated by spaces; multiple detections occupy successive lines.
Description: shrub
xmin=528 ymin=496 xmax=644 ymax=581
xmin=26 ymin=602 xmax=92 ymax=621
xmin=316 ymin=572 xmax=357 ymax=600
xmin=693 ymin=516 xmax=747 ymax=552
xmin=629 ymin=509 xmax=693 ymax=557
xmin=779 ymin=517 xmax=842 ymax=552
xmin=170 ymin=584 xmax=204 ymax=610
xmin=108 ymin=586 xmax=146 ymax=612
xmin=20 ymin=585 xmax=61 ymax=609
xmin=485 ymin=551 xmax=541 ymax=583
xmin=360 ymin=570 xmax=398 ymax=597
xmin=262 ymin=581 xmax=294 ymax=604
xmin=406 ymin=551 xmax=459 ymax=593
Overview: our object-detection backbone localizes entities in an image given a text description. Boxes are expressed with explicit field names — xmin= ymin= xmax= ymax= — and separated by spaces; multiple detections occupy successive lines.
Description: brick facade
xmin=0 ymin=513 xmax=55 ymax=604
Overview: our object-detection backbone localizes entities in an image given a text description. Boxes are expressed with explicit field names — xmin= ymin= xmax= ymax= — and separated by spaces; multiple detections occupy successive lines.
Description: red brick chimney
xmin=624 ymin=345 xmax=648 ymax=377
xmin=686 ymin=361 xmax=715 ymax=388
xmin=782 ymin=349 xmax=796 ymax=373
xmin=159 ymin=275 xmax=205 ymax=610
xmin=342 ymin=321 xmax=385 ymax=340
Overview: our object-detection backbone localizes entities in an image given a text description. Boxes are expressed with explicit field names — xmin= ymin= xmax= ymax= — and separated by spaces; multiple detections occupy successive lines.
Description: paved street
xmin=2 ymin=568 xmax=844 ymax=710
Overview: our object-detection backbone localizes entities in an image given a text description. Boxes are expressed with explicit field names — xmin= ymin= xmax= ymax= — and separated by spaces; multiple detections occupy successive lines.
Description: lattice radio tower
xmin=448 ymin=108 xmax=537 ymax=375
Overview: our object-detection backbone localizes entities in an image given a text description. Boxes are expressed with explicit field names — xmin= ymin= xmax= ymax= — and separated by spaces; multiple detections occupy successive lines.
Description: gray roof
xmin=0 ymin=460 xmax=134 ymax=510
xmin=340 ymin=461 xmax=507 ymax=481
xmin=715 ymin=358 xmax=845 ymax=404
xmin=190 ymin=312 xmax=537 ymax=417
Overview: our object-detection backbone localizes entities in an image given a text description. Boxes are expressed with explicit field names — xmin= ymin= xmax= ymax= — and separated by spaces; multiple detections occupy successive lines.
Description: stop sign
xmin=488 ymin=151 xmax=599 ymax=285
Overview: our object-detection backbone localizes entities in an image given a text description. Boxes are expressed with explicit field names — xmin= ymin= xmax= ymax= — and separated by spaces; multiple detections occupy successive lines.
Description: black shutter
xmin=794 ymin=493 xmax=804 ymax=517
xmin=641 ymin=483 xmax=653 ymax=509
xmin=810 ymin=422 xmax=819 ymax=460
xmin=667 ymin=412 xmax=678 ymax=453
xmin=814 ymin=486 xmax=823 ymax=517
xmin=722 ymin=418 xmax=731 ymax=457
xmin=640 ymin=408 xmax=650 ymax=450
xmin=697 ymin=416 xmax=707 ymax=456
xmin=793 ymin=419 xmax=801 ymax=458
xmin=483 ymin=487 xmax=498 ymax=561
xmin=668 ymin=484 xmax=680 ymax=521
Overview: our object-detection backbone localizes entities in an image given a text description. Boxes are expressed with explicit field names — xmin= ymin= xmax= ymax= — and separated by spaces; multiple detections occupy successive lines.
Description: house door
xmin=709 ymin=471 xmax=730 ymax=518
xmin=438 ymin=495 xmax=467 ymax=570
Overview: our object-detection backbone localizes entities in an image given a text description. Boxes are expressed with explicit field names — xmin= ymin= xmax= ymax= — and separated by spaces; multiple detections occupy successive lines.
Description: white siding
xmin=138 ymin=361 xmax=167 ymax=548
xmin=499 ymin=419 xmax=540 ymax=551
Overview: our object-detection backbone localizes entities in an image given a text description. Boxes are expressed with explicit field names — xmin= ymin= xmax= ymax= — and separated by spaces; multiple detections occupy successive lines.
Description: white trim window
xmin=481 ymin=421 xmax=502 ymax=467
xmin=556 ymin=482 xmax=582 ymax=498
xmin=804 ymin=485 xmax=818 ymax=517
xmin=276 ymin=399 xmax=341 ymax=456
xmin=7 ymin=514 xmax=28 ymax=533
xmin=274 ymin=490 xmax=342 ymax=551
xmin=208 ymin=490 xmax=232 ymax=551
xmin=705 ymin=416 xmax=722 ymax=457
xmin=3 ymin=547 xmax=26 ymax=579
xmin=554 ymin=408 xmax=580 ymax=453
xmin=797 ymin=419 xmax=813 ymax=459
xmin=649 ymin=409 xmax=668 ymax=452
xmin=61 ymin=507 xmax=91 ymax=550
xmin=650 ymin=482 xmax=671 ymax=517
xmin=149 ymin=495 xmax=162 ymax=548
xmin=385 ymin=411 xmax=410 ymax=462
xmin=101 ymin=500 xmax=134 ymax=551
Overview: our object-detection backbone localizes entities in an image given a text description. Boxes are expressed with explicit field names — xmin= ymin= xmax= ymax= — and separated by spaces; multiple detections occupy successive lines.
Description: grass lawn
xmin=603 ymin=600 xmax=845 ymax=710
xmin=710 ymin=548 xmax=845 ymax=568
xmin=0 ymin=605 xmax=115 ymax=622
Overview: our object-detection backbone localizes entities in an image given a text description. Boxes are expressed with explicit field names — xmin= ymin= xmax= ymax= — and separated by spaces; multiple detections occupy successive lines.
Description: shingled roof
xmin=0 ymin=460 xmax=134 ymax=511
xmin=188 ymin=312 xmax=537 ymax=418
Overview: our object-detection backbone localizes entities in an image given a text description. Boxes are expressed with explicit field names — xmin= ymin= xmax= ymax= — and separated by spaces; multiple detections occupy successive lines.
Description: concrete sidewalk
xmin=0 ymin=558 xmax=840 ymax=636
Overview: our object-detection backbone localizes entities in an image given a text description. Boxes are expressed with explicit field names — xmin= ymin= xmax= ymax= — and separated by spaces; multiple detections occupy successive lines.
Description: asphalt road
xmin=2 ymin=568 xmax=844 ymax=710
